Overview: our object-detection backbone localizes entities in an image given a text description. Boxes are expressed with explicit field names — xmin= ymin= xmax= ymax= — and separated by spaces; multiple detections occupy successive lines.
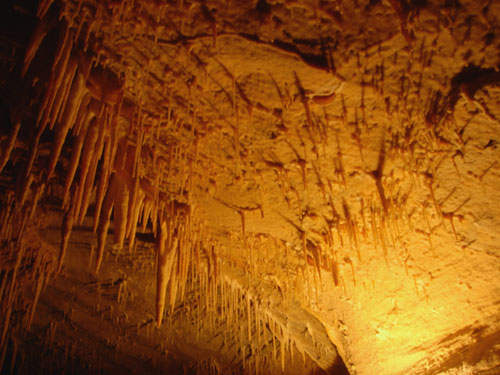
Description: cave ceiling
xmin=0 ymin=0 xmax=500 ymax=374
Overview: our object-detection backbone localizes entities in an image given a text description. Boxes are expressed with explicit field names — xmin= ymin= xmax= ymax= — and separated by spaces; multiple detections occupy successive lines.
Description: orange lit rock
xmin=0 ymin=0 xmax=499 ymax=374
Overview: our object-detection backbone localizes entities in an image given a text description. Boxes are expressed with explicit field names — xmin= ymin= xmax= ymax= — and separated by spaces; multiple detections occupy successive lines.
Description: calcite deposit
xmin=0 ymin=0 xmax=499 ymax=374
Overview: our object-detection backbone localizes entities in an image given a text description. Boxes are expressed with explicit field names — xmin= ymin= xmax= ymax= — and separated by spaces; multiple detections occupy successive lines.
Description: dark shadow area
xmin=326 ymin=355 xmax=350 ymax=375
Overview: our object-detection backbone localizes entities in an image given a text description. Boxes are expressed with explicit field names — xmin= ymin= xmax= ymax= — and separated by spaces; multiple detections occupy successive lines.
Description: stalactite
xmin=38 ymin=25 xmax=73 ymax=130
xmin=27 ymin=271 xmax=45 ymax=331
xmin=49 ymin=57 xmax=78 ymax=132
xmin=72 ymin=92 xmax=92 ymax=137
xmin=127 ymin=184 xmax=145 ymax=252
xmin=22 ymin=9 xmax=57 ymax=76
xmin=0 ymin=206 xmax=13 ymax=241
xmin=29 ymin=182 xmax=45 ymax=219
xmin=18 ymin=173 xmax=34 ymax=210
xmin=0 ymin=271 xmax=8 ymax=305
xmin=77 ymin=109 xmax=107 ymax=225
xmin=126 ymin=175 xmax=140 ymax=241
xmin=93 ymin=133 xmax=112 ymax=232
xmin=96 ymin=173 xmax=117 ymax=273
xmin=62 ymin=103 xmax=96 ymax=208
xmin=132 ymin=120 xmax=144 ymax=179
xmin=113 ymin=178 xmax=130 ymax=249
xmin=37 ymin=0 xmax=56 ymax=19
xmin=169 ymin=243 xmax=180 ymax=314
xmin=46 ymin=70 xmax=87 ymax=180
xmin=0 ymin=243 xmax=26 ymax=353
xmin=0 ymin=122 xmax=20 ymax=175
xmin=142 ymin=196 xmax=154 ymax=232
xmin=156 ymin=219 xmax=177 ymax=327
xmin=19 ymin=119 xmax=45 ymax=210
xmin=73 ymin=112 xmax=100 ymax=220
xmin=151 ymin=160 xmax=162 ymax=234
xmin=58 ymin=193 xmax=76 ymax=274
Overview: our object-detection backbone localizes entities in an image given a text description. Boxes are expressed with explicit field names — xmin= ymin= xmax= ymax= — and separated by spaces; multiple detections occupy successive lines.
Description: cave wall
xmin=0 ymin=0 xmax=500 ymax=374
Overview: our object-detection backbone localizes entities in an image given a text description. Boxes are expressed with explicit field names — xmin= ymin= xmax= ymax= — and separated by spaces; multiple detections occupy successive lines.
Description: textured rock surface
xmin=0 ymin=0 xmax=499 ymax=374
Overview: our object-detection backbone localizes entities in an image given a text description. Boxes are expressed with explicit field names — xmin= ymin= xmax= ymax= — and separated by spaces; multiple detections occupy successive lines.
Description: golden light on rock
xmin=0 ymin=0 xmax=499 ymax=374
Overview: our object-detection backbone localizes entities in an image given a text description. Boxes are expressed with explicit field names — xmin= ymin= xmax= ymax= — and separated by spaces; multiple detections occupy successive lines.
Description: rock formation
xmin=0 ymin=0 xmax=499 ymax=374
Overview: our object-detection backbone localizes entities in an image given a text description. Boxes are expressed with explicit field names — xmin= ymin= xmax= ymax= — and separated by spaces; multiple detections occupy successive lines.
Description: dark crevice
xmin=239 ymin=32 xmax=330 ymax=71
xmin=450 ymin=65 xmax=500 ymax=104
xmin=425 ymin=64 xmax=500 ymax=127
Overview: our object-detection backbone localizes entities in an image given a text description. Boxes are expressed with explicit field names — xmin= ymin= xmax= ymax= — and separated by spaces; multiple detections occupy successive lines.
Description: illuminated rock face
xmin=0 ymin=0 xmax=499 ymax=374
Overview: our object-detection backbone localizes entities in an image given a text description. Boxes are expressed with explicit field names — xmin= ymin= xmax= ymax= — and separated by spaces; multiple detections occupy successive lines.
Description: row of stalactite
xmin=0 ymin=197 xmax=57 ymax=371
xmin=0 ymin=0 xmax=254 ymax=372
xmin=156 ymin=277 xmax=310 ymax=375
xmin=0 ymin=0 xmax=202 ymax=372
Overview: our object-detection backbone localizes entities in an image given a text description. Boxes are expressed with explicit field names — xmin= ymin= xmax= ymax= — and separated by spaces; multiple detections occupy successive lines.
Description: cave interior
xmin=0 ymin=0 xmax=500 ymax=374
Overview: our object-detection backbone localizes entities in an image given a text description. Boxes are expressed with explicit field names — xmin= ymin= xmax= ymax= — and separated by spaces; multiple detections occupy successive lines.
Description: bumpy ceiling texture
xmin=0 ymin=0 xmax=499 ymax=374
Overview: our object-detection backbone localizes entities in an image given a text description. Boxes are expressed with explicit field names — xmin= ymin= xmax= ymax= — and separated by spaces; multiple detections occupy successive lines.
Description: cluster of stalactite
xmin=0 ymin=197 xmax=57 ymax=371
xmin=0 ymin=0 xmax=249 ymax=371
xmin=3 ymin=0 xmax=497 ymax=373
xmin=0 ymin=0 xmax=191 ymax=370
xmin=157 ymin=258 xmax=340 ymax=375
